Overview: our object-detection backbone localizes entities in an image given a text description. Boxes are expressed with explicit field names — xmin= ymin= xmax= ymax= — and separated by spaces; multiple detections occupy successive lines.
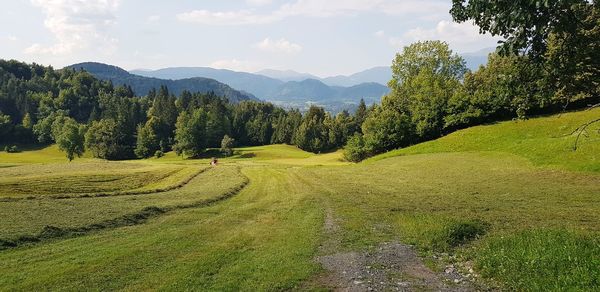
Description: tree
xmin=361 ymin=106 xmax=413 ymax=154
xmin=544 ymin=4 xmax=600 ymax=104
xmin=33 ymin=111 xmax=66 ymax=144
xmin=147 ymin=86 xmax=178 ymax=149
xmin=450 ymin=0 xmax=591 ymax=57
xmin=387 ymin=40 xmax=466 ymax=139
xmin=343 ymin=133 xmax=369 ymax=163
xmin=354 ymin=99 xmax=368 ymax=133
xmin=0 ymin=111 xmax=12 ymax=143
xmin=54 ymin=118 xmax=85 ymax=161
xmin=173 ymin=109 xmax=208 ymax=158
xmin=134 ymin=122 xmax=159 ymax=158
xmin=21 ymin=113 xmax=33 ymax=129
xmin=293 ymin=106 xmax=331 ymax=153
xmin=445 ymin=53 xmax=547 ymax=129
xmin=220 ymin=135 xmax=235 ymax=156
xmin=85 ymin=119 xmax=127 ymax=160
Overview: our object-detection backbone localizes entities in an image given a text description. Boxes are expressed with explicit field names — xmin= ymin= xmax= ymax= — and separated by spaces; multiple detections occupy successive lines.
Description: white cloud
xmin=25 ymin=0 xmax=120 ymax=56
xmin=210 ymin=59 xmax=261 ymax=72
xmin=388 ymin=37 xmax=403 ymax=48
xmin=403 ymin=20 xmax=498 ymax=52
xmin=255 ymin=38 xmax=302 ymax=54
xmin=374 ymin=30 xmax=385 ymax=38
xmin=246 ymin=0 xmax=272 ymax=6
xmin=177 ymin=9 xmax=278 ymax=25
xmin=147 ymin=15 xmax=161 ymax=22
xmin=177 ymin=0 xmax=449 ymax=25
xmin=7 ymin=35 xmax=18 ymax=42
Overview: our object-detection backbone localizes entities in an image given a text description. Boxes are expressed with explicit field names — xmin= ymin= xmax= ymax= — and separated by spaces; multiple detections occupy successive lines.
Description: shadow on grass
xmin=0 ymin=167 xmax=250 ymax=250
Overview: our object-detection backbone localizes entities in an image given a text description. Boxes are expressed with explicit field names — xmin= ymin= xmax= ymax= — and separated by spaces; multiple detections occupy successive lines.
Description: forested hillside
xmin=0 ymin=59 xmax=364 ymax=160
xmin=67 ymin=62 xmax=257 ymax=102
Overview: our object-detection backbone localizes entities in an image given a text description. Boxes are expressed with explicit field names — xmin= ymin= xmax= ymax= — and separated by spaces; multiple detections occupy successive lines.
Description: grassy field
xmin=0 ymin=109 xmax=598 ymax=290
xmin=371 ymin=108 xmax=600 ymax=172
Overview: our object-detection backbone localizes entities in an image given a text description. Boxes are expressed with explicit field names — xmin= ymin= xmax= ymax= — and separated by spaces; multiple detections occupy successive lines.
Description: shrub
xmin=343 ymin=133 xmax=369 ymax=162
xmin=444 ymin=219 xmax=489 ymax=247
xmin=220 ymin=135 xmax=235 ymax=156
xmin=5 ymin=145 xmax=18 ymax=153
xmin=154 ymin=150 xmax=164 ymax=158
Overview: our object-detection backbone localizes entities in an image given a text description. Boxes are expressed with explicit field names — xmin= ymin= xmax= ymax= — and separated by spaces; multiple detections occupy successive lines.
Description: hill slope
xmin=67 ymin=63 xmax=257 ymax=102
xmin=370 ymin=108 xmax=600 ymax=172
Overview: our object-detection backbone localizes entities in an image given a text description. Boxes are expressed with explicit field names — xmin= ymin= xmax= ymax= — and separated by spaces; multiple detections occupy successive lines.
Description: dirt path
xmin=311 ymin=208 xmax=477 ymax=291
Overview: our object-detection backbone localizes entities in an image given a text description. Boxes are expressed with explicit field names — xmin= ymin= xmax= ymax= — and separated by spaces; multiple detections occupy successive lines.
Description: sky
xmin=0 ymin=0 xmax=500 ymax=77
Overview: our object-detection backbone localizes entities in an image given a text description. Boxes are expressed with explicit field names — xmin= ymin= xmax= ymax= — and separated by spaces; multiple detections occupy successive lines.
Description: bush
xmin=343 ymin=134 xmax=369 ymax=162
xmin=444 ymin=219 xmax=489 ymax=247
xmin=4 ymin=145 xmax=18 ymax=153
xmin=154 ymin=150 xmax=164 ymax=158
xmin=220 ymin=135 xmax=235 ymax=157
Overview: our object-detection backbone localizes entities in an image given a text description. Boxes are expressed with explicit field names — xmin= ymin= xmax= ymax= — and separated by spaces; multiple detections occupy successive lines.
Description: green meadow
xmin=0 ymin=108 xmax=599 ymax=291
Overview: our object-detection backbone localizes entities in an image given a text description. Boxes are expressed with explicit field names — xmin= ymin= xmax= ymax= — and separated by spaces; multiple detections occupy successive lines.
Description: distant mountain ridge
xmin=255 ymin=69 xmax=320 ymax=82
xmin=130 ymin=67 xmax=283 ymax=98
xmin=132 ymin=67 xmax=390 ymax=112
xmin=67 ymin=62 xmax=257 ymax=103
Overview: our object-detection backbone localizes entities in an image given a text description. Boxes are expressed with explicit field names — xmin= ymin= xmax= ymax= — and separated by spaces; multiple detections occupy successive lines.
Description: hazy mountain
xmin=130 ymin=67 xmax=283 ymax=98
xmin=322 ymin=66 xmax=392 ymax=87
xmin=462 ymin=47 xmax=496 ymax=70
xmin=255 ymin=69 xmax=320 ymax=82
xmin=266 ymin=79 xmax=388 ymax=103
xmin=130 ymin=67 xmax=390 ymax=112
xmin=264 ymin=79 xmax=388 ymax=113
xmin=67 ymin=62 xmax=257 ymax=102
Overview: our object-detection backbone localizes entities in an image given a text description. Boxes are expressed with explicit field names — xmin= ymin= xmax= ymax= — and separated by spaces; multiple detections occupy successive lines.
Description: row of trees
xmin=0 ymin=60 xmax=367 ymax=160
xmin=344 ymin=1 xmax=599 ymax=162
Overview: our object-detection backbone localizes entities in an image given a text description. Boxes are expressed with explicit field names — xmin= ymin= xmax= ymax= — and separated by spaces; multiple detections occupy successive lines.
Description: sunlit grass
xmin=0 ymin=109 xmax=598 ymax=290
xmin=369 ymin=108 xmax=600 ymax=172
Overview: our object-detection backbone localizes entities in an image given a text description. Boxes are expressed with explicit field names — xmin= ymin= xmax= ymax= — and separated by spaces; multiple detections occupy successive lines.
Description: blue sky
xmin=0 ymin=0 xmax=500 ymax=77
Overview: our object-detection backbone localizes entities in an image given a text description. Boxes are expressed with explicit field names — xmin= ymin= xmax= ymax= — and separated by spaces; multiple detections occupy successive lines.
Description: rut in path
xmin=312 ymin=208 xmax=476 ymax=291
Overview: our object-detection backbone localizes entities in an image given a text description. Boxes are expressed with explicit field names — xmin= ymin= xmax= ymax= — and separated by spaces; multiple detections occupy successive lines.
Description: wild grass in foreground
xmin=474 ymin=229 xmax=600 ymax=290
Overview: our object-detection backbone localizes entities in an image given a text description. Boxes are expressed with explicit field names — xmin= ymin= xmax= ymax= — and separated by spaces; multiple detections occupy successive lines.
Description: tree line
xmin=0 ymin=60 xmax=366 ymax=160
xmin=1 ymin=1 xmax=597 ymax=162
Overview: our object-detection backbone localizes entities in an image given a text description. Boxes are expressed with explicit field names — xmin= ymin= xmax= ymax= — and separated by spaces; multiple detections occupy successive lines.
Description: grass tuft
xmin=474 ymin=229 xmax=600 ymax=290
xmin=445 ymin=219 xmax=489 ymax=247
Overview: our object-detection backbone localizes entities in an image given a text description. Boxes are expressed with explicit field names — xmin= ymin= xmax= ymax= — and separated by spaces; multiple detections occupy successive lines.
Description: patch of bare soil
xmin=309 ymin=208 xmax=478 ymax=291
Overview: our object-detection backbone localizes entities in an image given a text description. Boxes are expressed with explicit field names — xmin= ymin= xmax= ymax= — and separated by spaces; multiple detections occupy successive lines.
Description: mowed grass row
xmin=0 ymin=166 xmax=244 ymax=241
xmin=0 ymin=167 xmax=323 ymax=291
xmin=0 ymin=164 xmax=201 ymax=199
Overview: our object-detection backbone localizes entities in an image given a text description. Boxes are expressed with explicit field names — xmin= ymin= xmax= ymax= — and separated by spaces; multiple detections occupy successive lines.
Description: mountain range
xmin=67 ymin=62 xmax=257 ymax=103
xmin=130 ymin=67 xmax=390 ymax=112
xmin=69 ymin=48 xmax=493 ymax=112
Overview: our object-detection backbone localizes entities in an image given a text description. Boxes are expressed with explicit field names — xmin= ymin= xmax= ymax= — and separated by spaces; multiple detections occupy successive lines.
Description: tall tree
xmin=173 ymin=109 xmax=208 ymax=158
xmin=450 ymin=0 xmax=591 ymax=57
xmin=54 ymin=118 xmax=85 ymax=161
xmin=134 ymin=122 xmax=159 ymax=158
xmin=388 ymin=40 xmax=467 ymax=139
